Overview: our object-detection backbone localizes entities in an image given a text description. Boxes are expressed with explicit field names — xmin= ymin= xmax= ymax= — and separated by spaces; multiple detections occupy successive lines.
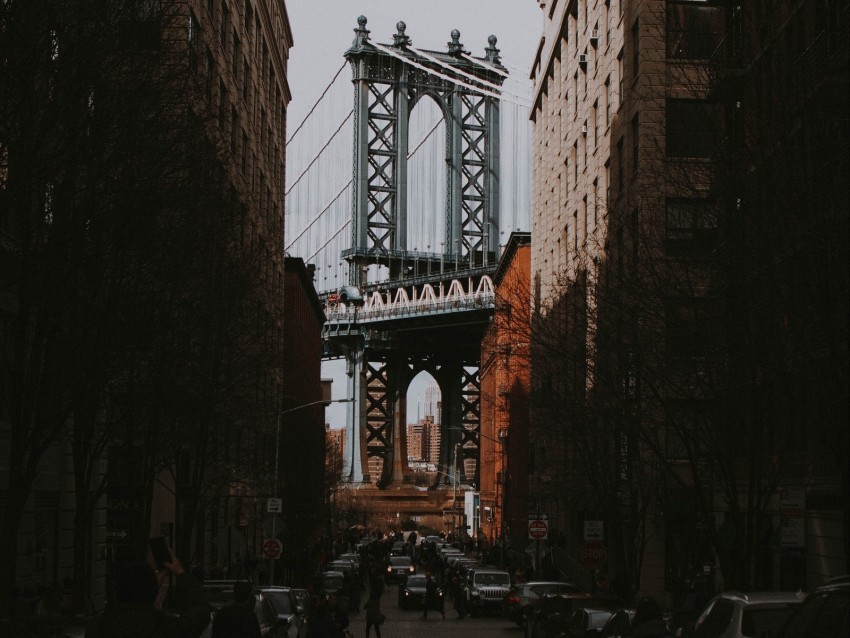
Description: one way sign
xmin=584 ymin=520 xmax=604 ymax=541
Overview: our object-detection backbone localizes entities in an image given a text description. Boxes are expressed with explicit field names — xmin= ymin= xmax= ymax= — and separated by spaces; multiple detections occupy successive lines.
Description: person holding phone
xmin=86 ymin=541 xmax=211 ymax=637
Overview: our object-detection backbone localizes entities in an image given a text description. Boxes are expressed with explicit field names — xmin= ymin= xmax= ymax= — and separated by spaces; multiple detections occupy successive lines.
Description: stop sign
xmin=528 ymin=518 xmax=549 ymax=540
xmin=580 ymin=541 xmax=607 ymax=569
xmin=263 ymin=538 xmax=282 ymax=560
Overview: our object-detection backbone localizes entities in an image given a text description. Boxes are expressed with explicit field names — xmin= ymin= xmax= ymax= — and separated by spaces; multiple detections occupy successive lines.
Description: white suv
xmin=692 ymin=590 xmax=805 ymax=638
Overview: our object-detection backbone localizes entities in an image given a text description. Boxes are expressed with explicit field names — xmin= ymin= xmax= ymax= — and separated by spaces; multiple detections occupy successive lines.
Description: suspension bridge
xmin=283 ymin=16 xmax=531 ymax=521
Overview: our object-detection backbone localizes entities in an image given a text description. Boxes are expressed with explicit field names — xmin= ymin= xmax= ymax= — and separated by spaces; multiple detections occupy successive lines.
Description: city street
xmin=347 ymin=593 xmax=522 ymax=638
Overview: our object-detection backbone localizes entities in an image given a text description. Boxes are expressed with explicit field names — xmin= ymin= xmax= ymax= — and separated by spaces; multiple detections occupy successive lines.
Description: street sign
xmin=528 ymin=518 xmax=549 ymax=540
xmin=527 ymin=513 xmax=549 ymax=520
xmin=584 ymin=520 xmax=604 ymax=541
xmin=263 ymin=538 xmax=282 ymax=560
xmin=106 ymin=530 xmax=129 ymax=540
xmin=267 ymin=497 xmax=282 ymax=513
xmin=580 ymin=541 xmax=607 ymax=569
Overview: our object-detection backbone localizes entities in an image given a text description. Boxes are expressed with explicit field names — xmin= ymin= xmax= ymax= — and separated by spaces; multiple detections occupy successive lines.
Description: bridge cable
xmin=286 ymin=61 xmax=348 ymax=146
xmin=285 ymin=179 xmax=352 ymax=250
xmin=285 ymin=109 xmax=353 ymax=196
xmin=409 ymin=45 xmax=531 ymax=107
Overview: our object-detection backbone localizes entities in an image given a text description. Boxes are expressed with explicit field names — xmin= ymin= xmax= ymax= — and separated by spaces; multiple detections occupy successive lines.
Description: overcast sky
xmin=285 ymin=0 xmax=542 ymax=130
xmin=284 ymin=1 xmax=543 ymax=428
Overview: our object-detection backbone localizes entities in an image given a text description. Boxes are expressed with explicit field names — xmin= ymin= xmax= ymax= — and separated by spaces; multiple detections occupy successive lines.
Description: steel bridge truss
xmin=334 ymin=17 xmax=506 ymax=490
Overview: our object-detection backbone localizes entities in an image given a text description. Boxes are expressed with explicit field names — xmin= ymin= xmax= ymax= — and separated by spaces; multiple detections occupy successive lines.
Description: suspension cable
xmin=285 ymin=179 xmax=353 ymax=250
xmin=286 ymin=61 xmax=348 ymax=146
xmin=285 ymin=110 xmax=353 ymax=196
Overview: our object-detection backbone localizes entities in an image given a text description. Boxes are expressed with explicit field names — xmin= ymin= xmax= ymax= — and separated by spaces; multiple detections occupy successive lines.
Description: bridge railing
xmin=324 ymin=275 xmax=496 ymax=323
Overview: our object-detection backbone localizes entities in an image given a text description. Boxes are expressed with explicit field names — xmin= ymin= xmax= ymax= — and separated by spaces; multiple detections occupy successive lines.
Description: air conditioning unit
xmin=581 ymin=124 xmax=588 ymax=135
xmin=579 ymin=53 xmax=588 ymax=68
xmin=590 ymin=29 xmax=599 ymax=46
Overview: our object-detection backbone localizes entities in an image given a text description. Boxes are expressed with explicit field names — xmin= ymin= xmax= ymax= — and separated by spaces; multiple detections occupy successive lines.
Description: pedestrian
xmin=326 ymin=591 xmax=350 ymax=634
xmin=87 ymin=552 xmax=210 ymax=637
xmin=364 ymin=595 xmax=385 ymax=638
xmin=630 ymin=596 xmax=674 ymax=637
xmin=209 ymin=580 xmax=261 ymax=638
xmin=421 ymin=573 xmax=443 ymax=620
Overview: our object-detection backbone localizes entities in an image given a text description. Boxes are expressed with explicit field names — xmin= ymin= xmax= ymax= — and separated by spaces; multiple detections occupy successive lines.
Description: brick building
xmin=528 ymin=0 xmax=847 ymax=600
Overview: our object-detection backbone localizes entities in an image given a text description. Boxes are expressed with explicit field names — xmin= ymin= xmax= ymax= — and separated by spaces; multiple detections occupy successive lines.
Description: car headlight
xmin=471 ymin=589 xmax=480 ymax=597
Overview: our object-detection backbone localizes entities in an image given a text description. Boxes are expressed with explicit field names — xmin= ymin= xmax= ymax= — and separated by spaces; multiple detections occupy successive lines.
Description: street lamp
xmin=269 ymin=397 xmax=354 ymax=584
xmin=448 ymin=426 xmax=508 ymax=567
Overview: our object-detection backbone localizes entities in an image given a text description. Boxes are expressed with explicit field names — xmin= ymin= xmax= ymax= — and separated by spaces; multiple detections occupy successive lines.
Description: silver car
xmin=693 ymin=591 xmax=805 ymax=638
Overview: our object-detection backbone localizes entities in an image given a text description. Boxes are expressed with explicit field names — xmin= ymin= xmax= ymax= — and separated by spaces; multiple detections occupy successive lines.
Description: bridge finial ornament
xmin=393 ymin=21 xmax=411 ymax=47
xmin=447 ymin=29 xmax=466 ymax=56
xmin=352 ymin=15 xmax=370 ymax=48
xmin=485 ymin=35 xmax=501 ymax=64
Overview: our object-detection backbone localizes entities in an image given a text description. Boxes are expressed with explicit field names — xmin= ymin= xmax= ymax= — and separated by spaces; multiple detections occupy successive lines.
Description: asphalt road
xmin=346 ymin=588 xmax=523 ymax=638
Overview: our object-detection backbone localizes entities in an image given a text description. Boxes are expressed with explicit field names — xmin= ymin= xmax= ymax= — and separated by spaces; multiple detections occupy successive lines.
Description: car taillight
xmin=508 ymin=595 xmax=521 ymax=604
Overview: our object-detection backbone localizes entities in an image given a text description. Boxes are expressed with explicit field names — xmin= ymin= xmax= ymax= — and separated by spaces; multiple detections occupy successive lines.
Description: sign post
xmin=528 ymin=513 xmax=549 ymax=576
xmin=263 ymin=538 xmax=282 ymax=561
xmin=580 ymin=540 xmax=607 ymax=570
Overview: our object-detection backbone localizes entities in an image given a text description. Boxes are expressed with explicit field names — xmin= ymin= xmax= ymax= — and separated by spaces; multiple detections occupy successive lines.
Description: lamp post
xmin=268 ymin=397 xmax=353 ymax=584
xmin=448 ymin=426 xmax=508 ymax=567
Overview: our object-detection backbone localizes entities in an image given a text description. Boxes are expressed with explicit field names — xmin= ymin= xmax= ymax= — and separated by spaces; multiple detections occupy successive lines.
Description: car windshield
xmin=405 ymin=575 xmax=427 ymax=588
xmin=740 ymin=606 xmax=799 ymax=637
xmin=263 ymin=591 xmax=293 ymax=614
xmin=391 ymin=557 xmax=411 ymax=567
xmin=475 ymin=573 xmax=510 ymax=586
xmin=316 ymin=574 xmax=344 ymax=591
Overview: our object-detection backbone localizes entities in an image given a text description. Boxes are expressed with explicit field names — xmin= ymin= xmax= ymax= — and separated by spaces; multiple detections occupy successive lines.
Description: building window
xmin=632 ymin=18 xmax=640 ymax=77
xmin=616 ymin=137 xmax=624 ymax=196
xmin=617 ymin=49 xmax=624 ymax=106
xmin=604 ymin=75 xmax=611 ymax=125
xmin=631 ymin=112 xmax=639 ymax=173
xmin=664 ymin=296 xmax=718 ymax=358
xmin=232 ymin=29 xmax=240 ymax=78
xmin=667 ymin=1 xmax=722 ymax=60
xmin=219 ymin=0 xmax=228 ymax=47
xmin=666 ymin=99 xmax=714 ymax=157
xmin=188 ymin=11 xmax=200 ymax=72
xmin=665 ymin=198 xmax=718 ymax=256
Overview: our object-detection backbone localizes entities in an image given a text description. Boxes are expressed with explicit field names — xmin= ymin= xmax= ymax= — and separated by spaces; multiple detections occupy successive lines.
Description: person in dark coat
xmin=87 ymin=554 xmax=210 ymax=638
xmin=631 ymin=596 xmax=673 ymax=637
xmin=210 ymin=580 xmax=261 ymax=638
xmin=364 ymin=595 xmax=384 ymax=638
xmin=421 ymin=574 xmax=444 ymax=620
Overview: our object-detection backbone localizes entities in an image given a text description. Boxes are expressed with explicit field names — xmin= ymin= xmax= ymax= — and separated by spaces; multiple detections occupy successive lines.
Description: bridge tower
xmin=326 ymin=17 xmax=507 ymax=496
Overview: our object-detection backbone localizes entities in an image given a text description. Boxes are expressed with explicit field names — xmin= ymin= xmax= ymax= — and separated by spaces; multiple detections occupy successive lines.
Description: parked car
xmin=398 ymin=574 xmax=443 ymax=609
xmin=255 ymin=586 xmax=307 ymax=638
xmin=325 ymin=559 xmax=357 ymax=579
xmin=338 ymin=552 xmax=361 ymax=567
xmin=504 ymin=581 xmax=583 ymax=628
xmin=692 ymin=590 xmax=805 ymax=638
xmin=458 ymin=566 xmax=512 ymax=617
xmin=310 ymin=571 xmax=346 ymax=599
xmin=777 ymin=575 xmax=849 ymax=638
xmin=599 ymin=608 xmax=634 ymax=638
xmin=385 ymin=555 xmax=416 ymax=583
xmin=526 ymin=592 xmax=623 ymax=638
xmin=563 ymin=607 xmax=617 ymax=638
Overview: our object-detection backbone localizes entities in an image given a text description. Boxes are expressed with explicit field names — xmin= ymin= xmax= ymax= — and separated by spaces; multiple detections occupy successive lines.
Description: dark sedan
xmin=385 ymin=556 xmax=416 ymax=583
xmin=526 ymin=592 xmax=623 ymax=638
xmin=504 ymin=581 xmax=583 ymax=628
xmin=398 ymin=574 xmax=443 ymax=610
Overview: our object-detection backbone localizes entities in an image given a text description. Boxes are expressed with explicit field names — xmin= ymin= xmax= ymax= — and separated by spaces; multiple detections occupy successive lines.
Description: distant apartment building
xmin=529 ymin=0 xmax=846 ymax=598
